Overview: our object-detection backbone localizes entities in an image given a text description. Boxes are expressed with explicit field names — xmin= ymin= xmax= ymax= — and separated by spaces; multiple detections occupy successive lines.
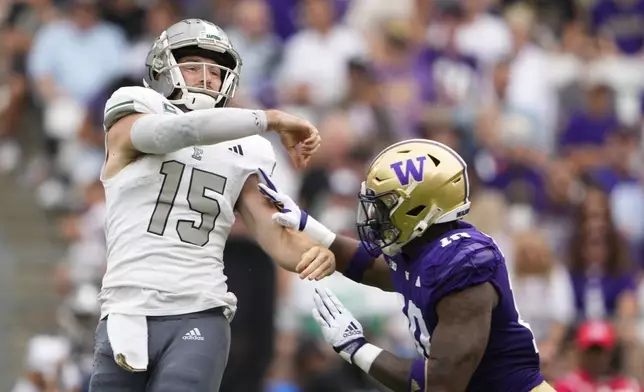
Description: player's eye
xmin=183 ymin=65 xmax=199 ymax=73
xmin=374 ymin=200 xmax=390 ymax=220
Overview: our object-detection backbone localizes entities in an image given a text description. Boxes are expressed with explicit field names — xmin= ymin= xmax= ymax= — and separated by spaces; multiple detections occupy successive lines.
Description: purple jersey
xmin=385 ymin=221 xmax=543 ymax=391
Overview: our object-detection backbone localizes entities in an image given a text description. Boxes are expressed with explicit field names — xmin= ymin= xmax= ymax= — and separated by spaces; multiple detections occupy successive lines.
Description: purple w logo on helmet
xmin=390 ymin=156 xmax=426 ymax=186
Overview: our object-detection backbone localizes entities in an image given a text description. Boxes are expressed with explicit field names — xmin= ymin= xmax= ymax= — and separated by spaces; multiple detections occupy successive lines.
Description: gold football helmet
xmin=357 ymin=139 xmax=471 ymax=256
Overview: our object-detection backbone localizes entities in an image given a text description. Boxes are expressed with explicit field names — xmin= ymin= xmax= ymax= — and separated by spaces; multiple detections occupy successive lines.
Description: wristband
xmin=336 ymin=337 xmax=366 ymax=364
xmin=255 ymin=110 xmax=268 ymax=133
xmin=409 ymin=359 xmax=427 ymax=392
xmin=344 ymin=242 xmax=378 ymax=283
xmin=352 ymin=343 xmax=383 ymax=374
xmin=301 ymin=211 xmax=337 ymax=248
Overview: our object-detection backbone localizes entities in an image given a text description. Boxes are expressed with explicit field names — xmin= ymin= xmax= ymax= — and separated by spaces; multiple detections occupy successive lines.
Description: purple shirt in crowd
xmin=569 ymin=271 xmax=637 ymax=319
xmin=560 ymin=110 xmax=619 ymax=149
xmin=592 ymin=0 xmax=644 ymax=55
xmin=266 ymin=0 xmax=351 ymax=41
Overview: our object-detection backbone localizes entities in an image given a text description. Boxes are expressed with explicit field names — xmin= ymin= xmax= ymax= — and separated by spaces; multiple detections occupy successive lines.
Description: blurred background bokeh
xmin=0 ymin=0 xmax=643 ymax=391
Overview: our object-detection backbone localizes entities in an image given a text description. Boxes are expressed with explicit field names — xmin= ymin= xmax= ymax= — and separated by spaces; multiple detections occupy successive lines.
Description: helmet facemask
xmin=144 ymin=31 xmax=241 ymax=110
xmin=356 ymin=187 xmax=401 ymax=256
xmin=356 ymin=180 xmax=446 ymax=256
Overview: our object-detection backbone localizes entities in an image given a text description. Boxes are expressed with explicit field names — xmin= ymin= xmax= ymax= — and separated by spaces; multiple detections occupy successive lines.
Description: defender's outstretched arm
xmin=236 ymin=174 xmax=335 ymax=279
xmin=256 ymin=169 xmax=394 ymax=291
xmin=326 ymin=235 xmax=394 ymax=291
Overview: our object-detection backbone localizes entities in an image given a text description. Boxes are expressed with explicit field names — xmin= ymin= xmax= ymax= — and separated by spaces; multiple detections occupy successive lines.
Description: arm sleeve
xmin=103 ymin=86 xmax=268 ymax=155
xmin=129 ymin=108 xmax=268 ymax=154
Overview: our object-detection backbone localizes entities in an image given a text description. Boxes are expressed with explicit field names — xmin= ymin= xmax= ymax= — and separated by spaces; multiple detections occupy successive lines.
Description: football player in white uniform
xmin=89 ymin=19 xmax=335 ymax=392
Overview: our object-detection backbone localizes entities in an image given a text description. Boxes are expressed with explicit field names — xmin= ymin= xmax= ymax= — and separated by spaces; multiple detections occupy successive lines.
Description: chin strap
xmin=382 ymin=208 xmax=441 ymax=256
xmin=171 ymin=91 xmax=218 ymax=111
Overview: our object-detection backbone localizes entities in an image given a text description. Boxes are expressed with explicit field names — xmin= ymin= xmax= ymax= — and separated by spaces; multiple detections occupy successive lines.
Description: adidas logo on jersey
xmin=228 ymin=145 xmax=244 ymax=156
xmin=342 ymin=322 xmax=361 ymax=338
xmin=182 ymin=328 xmax=204 ymax=341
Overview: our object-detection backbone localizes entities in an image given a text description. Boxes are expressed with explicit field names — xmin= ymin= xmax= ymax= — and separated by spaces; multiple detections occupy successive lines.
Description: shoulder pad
xmin=103 ymin=86 xmax=177 ymax=131
xmin=239 ymin=135 xmax=277 ymax=176
xmin=422 ymin=239 xmax=501 ymax=303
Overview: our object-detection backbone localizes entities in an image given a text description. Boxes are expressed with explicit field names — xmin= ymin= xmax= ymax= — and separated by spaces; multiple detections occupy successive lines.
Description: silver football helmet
xmin=143 ymin=19 xmax=242 ymax=110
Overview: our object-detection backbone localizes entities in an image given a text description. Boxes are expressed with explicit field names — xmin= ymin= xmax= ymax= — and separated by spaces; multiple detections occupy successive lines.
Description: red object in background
xmin=554 ymin=370 xmax=641 ymax=392
xmin=577 ymin=320 xmax=616 ymax=350
xmin=555 ymin=320 xmax=641 ymax=391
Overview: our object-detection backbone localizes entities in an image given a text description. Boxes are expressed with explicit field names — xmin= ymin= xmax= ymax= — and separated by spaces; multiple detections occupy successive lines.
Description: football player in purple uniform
xmin=257 ymin=139 xmax=555 ymax=392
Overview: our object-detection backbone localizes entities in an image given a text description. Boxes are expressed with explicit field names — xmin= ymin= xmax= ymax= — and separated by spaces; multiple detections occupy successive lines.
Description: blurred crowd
xmin=1 ymin=0 xmax=643 ymax=391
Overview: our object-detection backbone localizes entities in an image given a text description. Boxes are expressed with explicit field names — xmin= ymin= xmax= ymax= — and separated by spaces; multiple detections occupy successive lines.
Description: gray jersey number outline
xmin=147 ymin=160 xmax=227 ymax=246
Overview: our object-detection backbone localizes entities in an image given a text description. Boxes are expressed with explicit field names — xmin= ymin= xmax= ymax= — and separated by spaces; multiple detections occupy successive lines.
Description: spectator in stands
xmin=99 ymin=0 xmax=145 ymax=42
xmin=226 ymin=0 xmax=282 ymax=105
xmin=11 ymin=335 xmax=82 ymax=392
xmin=220 ymin=225 xmax=277 ymax=392
xmin=0 ymin=0 xmax=59 ymax=173
xmin=590 ymin=0 xmax=644 ymax=56
xmin=25 ymin=0 xmax=127 ymax=207
xmin=503 ymin=3 xmax=558 ymax=155
xmin=567 ymin=187 xmax=638 ymax=336
xmin=27 ymin=0 xmax=127 ymax=106
xmin=56 ymin=283 xmax=100 ymax=389
xmin=369 ymin=19 xmax=435 ymax=138
xmin=560 ymin=80 xmax=619 ymax=171
xmin=509 ymin=230 xmax=575 ymax=372
xmin=267 ymin=337 xmax=352 ymax=392
xmin=540 ymin=160 xmax=586 ymax=255
xmin=555 ymin=320 xmax=640 ymax=391
xmin=297 ymin=111 xmax=358 ymax=212
xmin=124 ymin=0 xmax=179 ymax=79
xmin=589 ymin=126 xmax=641 ymax=194
xmin=452 ymin=0 xmax=513 ymax=67
xmin=277 ymin=0 xmax=366 ymax=114
xmin=342 ymin=58 xmax=396 ymax=147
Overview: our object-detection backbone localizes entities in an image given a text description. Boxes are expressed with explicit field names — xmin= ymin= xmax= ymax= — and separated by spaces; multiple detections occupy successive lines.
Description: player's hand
xmin=297 ymin=245 xmax=335 ymax=280
xmin=265 ymin=109 xmax=320 ymax=169
xmin=312 ymin=288 xmax=367 ymax=364
xmin=256 ymin=168 xmax=305 ymax=230
xmin=257 ymin=167 xmax=337 ymax=248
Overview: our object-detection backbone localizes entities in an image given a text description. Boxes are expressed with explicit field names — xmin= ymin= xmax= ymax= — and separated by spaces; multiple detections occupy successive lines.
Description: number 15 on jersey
xmin=148 ymin=160 xmax=227 ymax=247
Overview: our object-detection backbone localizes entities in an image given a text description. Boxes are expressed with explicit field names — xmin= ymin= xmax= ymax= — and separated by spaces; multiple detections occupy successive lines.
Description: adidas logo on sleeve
xmin=182 ymin=328 xmax=205 ymax=341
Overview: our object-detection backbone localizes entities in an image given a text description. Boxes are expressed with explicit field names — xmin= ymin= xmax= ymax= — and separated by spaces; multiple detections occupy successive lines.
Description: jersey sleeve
xmin=243 ymin=135 xmax=277 ymax=177
xmin=422 ymin=240 xmax=502 ymax=305
xmin=103 ymin=86 xmax=172 ymax=130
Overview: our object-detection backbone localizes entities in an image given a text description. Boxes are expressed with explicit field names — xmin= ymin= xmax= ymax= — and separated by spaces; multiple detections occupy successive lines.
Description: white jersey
xmin=98 ymin=86 xmax=276 ymax=319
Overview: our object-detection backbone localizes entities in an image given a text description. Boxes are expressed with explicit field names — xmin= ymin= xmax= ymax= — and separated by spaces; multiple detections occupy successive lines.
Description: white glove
xmin=312 ymin=288 xmax=367 ymax=364
xmin=257 ymin=168 xmax=336 ymax=247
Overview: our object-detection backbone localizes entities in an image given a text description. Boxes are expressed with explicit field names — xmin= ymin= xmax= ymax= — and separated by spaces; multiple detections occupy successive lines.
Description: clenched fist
xmin=265 ymin=109 xmax=321 ymax=169
xmin=296 ymin=245 xmax=336 ymax=280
